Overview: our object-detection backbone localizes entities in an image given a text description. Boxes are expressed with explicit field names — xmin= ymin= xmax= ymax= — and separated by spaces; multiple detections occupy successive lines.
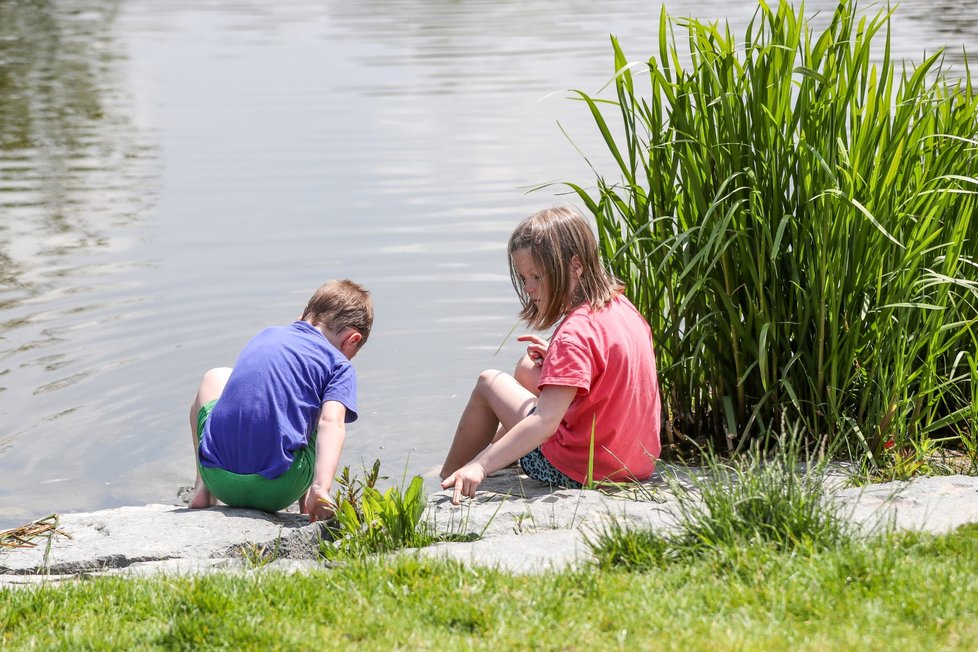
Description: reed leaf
xmin=559 ymin=0 xmax=978 ymax=467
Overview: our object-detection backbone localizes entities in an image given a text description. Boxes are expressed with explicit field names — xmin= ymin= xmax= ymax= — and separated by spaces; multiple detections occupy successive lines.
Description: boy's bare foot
xmin=189 ymin=482 xmax=217 ymax=509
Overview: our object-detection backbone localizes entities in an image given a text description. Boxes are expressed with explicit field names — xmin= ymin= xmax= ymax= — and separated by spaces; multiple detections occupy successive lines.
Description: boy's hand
xmin=301 ymin=485 xmax=337 ymax=523
xmin=440 ymin=461 xmax=487 ymax=505
xmin=517 ymin=334 xmax=549 ymax=367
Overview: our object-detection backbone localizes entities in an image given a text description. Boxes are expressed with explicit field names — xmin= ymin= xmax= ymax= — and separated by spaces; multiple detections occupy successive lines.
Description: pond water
xmin=1 ymin=0 xmax=976 ymax=528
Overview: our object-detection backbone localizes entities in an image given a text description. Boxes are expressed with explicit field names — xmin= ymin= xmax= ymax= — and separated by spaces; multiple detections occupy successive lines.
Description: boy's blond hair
xmin=302 ymin=279 xmax=373 ymax=347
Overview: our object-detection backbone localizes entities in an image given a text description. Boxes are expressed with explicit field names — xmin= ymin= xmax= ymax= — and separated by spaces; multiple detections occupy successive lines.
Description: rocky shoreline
xmin=3 ymin=467 xmax=978 ymax=588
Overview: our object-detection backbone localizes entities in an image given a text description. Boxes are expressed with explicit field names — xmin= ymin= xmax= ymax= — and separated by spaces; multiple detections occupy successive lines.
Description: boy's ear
xmin=341 ymin=329 xmax=363 ymax=354
xmin=334 ymin=328 xmax=363 ymax=359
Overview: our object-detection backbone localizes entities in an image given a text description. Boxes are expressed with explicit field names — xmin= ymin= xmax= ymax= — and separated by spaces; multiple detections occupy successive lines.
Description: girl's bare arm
xmin=441 ymin=384 xmax=577 ymax=504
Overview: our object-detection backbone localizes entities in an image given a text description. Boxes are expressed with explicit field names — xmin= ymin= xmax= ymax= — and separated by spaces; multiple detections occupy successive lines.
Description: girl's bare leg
xmin=188 ymin=367 xmax=232 ymax=509
xmin=440 ymin=369 xmax=536 ymax=479
xmin=513 ymin=353 xmax=542 ymax=397
xmin=491 ymin=353 xmax=543 ymax=443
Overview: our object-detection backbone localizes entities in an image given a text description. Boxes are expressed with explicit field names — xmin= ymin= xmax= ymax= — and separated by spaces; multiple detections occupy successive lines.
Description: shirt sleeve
xmin=538 ymin=334 xmax=592 ymax=395
xmin=323 ymin=362 xmax=359 ymax=423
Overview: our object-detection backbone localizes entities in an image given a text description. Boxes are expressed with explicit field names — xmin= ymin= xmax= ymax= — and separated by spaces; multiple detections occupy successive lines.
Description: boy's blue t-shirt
xmin=199 ymin=320 xmax=358 ymax=479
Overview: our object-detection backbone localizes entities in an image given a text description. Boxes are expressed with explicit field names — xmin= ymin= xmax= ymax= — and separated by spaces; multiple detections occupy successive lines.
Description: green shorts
xmin=196 ymin=400 xmax=316 ymax=512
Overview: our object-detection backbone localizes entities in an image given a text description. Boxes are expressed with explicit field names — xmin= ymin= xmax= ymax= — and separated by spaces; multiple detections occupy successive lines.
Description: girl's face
xmin=512 ymin=248 xmax=548 ymax=309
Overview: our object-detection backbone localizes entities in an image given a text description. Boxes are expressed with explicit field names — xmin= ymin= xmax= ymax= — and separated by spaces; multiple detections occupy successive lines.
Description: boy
xmin=188 ymin=279 xmax=372 ymax=523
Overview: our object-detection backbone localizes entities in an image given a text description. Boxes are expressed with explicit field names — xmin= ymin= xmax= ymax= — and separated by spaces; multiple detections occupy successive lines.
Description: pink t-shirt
xmin=538 ymin=293 xmax=661 ymax=483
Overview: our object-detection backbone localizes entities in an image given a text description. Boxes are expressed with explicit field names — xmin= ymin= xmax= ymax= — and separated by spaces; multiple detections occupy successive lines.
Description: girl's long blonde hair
xmin=508 ymin=207 xmax=622 ymax=330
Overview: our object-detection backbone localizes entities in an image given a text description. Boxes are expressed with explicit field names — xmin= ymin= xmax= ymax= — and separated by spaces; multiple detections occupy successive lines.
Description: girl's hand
xmin=517 ymin=334 xmax=549 ymax=367
xmin=440 ymin=461 xmax=488 ymax=505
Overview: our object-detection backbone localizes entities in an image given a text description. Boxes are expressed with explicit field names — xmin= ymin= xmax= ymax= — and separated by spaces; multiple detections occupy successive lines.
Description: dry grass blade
xmin=0 ymin=514 xmax=71 ymax=549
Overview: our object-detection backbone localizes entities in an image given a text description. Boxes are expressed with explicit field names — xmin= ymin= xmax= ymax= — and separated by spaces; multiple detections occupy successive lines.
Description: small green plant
xmin=331 ymin=458 xmax=385 ymax=513
xmin=330 ymin=477 xmax=426 ymax=558
xmin=321 ymin=460 xmax=474 ymax=560
xmin=866 ymin=435 xmax=954 ymax=482
xmin=234 ymin=538 xmax=280 ymax=570
xmin=512 ymin=511 xmax=534 ymax=534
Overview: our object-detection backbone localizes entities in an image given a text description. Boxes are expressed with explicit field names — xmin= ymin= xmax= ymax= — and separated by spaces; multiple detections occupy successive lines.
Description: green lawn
xmin=3 ymin=524 xmax=978 ymax=650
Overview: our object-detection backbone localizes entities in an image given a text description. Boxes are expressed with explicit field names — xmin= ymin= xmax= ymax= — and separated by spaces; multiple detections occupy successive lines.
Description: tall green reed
xmin=562 ymin=0 xmax=978 ymax=467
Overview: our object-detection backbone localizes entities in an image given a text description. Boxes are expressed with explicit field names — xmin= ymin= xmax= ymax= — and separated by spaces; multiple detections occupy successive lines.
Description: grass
xmin=555 ymin=0 xmax=978 ymax=472
xmin=588 ymin=438 xmax=852 ymax=571
xmin=2 ymin=525 xmax=978 ymax=650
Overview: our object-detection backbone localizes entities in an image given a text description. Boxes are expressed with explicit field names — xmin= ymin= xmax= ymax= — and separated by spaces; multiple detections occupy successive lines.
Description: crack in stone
xmin=1 ymin=553 xmax=180 ymax=576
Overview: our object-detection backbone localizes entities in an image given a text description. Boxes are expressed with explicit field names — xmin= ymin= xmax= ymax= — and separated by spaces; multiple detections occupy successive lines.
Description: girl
xmin=440 ymin=207 xmax=661 ymax=504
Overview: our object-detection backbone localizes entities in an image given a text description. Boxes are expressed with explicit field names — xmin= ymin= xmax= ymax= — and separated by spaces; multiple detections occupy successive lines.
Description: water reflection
xmin=0 ymin=0 xmax=157 ymax=525
xmin=0 ymin=0 xmax=155 ymax=302
xmin=0 ymin=0 xmax=976 ymax=529
xmin=907 ymin=0 xmax=978 ymax=37
xmin=326 ymin=0 xmax=657 ymax=96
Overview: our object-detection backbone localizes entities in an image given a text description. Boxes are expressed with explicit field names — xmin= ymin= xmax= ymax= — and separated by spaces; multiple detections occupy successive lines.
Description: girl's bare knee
xmin=474 ymin=369 xmax=507 ymax=396
xmin=513 ymin=355 xmax=541 ymax=394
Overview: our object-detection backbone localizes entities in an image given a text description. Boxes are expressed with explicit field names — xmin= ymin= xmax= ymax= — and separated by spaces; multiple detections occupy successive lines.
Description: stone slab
xmin=0 ymin=503 xmax=325 ymax=576
xmin=835 ymin=474 xmax=978 ymax=534
xmin=3 ymin=468 xmax=978 ymax=586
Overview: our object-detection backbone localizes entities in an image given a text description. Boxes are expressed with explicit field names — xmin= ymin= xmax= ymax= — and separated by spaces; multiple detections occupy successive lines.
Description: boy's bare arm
xmin=302 ymin=400 xmax=348 ymax=522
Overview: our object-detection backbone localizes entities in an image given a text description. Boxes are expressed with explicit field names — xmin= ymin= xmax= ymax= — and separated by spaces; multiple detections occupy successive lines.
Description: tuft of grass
xmin=587 ymin=516 xmax=678 ymax=571
xmin=558 ymin=0 xmax=978 ymax=472
xmin=670 ymin=447 xmax=852 ymax=554
xmin=587 ymin=438 xmax=853 ymax=570
xmin=233 ymin=536 xmax=282 ymax=570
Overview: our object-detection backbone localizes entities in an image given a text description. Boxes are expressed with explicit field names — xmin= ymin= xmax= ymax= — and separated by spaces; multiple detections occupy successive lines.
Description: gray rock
xmin=834 ymin=474 xmax=978 ymax=534
xmin=3 ymin=467 xmax=978 ymax=586
xmin=0 ymin=504 xmax=327 ymax=577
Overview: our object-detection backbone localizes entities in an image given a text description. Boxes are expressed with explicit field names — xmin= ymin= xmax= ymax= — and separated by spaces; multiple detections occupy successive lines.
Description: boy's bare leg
xmin=188 ymin=367 xmax=232 ymax=509
xmin=440 ymin=369 xmax=536 ymax=479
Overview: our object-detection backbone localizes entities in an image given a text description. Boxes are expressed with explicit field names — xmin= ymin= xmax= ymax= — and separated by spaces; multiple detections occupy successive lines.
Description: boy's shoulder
xmin=245 ymin=321 xmax=343 ymax=359
xmin=257 ymin=321 xmax=322 ymax=339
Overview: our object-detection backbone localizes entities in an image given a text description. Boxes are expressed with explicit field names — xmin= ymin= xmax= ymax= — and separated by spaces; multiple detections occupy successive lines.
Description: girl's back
xmin=539 ymin=293 xmax=661 ymax=483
